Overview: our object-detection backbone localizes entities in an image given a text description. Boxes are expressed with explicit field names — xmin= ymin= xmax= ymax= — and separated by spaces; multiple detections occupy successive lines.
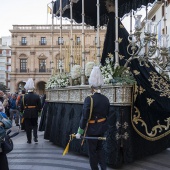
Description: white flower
xmin=45 ymin=73 xmax=70 ymax=89
xmin=71 ymin=65 xmax=81 ymax=79
xmin=85 ymin=62 xmax=95 ymax=77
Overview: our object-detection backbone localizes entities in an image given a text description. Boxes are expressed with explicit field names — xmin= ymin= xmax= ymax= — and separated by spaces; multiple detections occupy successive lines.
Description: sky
xmin=0 ymin=0 xmax=150 ymax=37
xmin=0 ymin=0 xmax=52 ymax=37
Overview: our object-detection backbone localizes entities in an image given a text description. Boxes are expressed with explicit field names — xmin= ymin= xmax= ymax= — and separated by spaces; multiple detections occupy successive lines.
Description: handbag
xmin=1 ymin=134 xmax=13 ymax=154
xmin=1 ymin=130 xmax=19 ymax=154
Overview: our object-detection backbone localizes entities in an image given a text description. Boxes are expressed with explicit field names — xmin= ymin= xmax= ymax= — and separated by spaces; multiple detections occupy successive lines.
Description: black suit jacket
xmin=79 ymin=92 xmax=110 ymax=136
xmin=21 ymin=92 xmax=42 ymax=118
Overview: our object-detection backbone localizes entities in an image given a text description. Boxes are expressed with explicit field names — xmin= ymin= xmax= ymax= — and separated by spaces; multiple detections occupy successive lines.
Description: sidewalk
xmin=7 ymin=125 xmax=170 ymax=170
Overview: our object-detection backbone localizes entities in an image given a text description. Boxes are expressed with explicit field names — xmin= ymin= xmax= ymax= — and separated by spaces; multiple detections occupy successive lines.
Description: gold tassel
xmin=21 ymin=118 xmax=24 ymax=123
xmin=63 ymin=140 xmax=70 ymax=156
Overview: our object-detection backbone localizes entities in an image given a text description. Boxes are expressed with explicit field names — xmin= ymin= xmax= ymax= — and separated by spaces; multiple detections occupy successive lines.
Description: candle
xmin=144 ymin=20 xmax=152 ymax=35
xmin=134 ymin=15 xmax=142 ymax=31
xmin=151 ymin=22 xmax=157 ymax=35
xmin=160 ymin=34 xmax=169 ymax=48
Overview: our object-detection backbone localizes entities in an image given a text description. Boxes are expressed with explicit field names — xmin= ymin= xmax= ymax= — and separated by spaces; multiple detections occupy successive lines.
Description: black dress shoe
xmin=27 ymin=141 xmax=31 ymax=144
xmin=34 ymin=138 xmax=38 ymax=143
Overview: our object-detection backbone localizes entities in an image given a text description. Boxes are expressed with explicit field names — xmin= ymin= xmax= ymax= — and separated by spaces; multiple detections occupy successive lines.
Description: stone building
xmin=0 ymin=36 xmax=11 ymax=89
xmin=10 ymin=24 xmax=106 ymax=94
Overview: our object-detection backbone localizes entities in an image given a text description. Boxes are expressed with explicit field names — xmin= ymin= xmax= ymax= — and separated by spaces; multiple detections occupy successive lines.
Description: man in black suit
xmin=76 ymin=66 xmax=110 ymax=170
xmin=21 ymin=78 xmax=41 ymax=144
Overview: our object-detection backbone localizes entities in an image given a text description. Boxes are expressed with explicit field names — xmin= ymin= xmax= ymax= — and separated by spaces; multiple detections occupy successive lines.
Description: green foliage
xmin=112 ymin=66 xmax=127 ymax=77
xmin=100 ymin=53 xmax=136 ymax=85
xmin=0 ymin=83 xmax=7 ymax=92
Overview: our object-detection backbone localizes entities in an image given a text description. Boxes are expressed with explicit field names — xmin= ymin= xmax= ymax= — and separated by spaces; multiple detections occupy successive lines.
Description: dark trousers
xmin=24 ymin=118 xmax=38 ymax=142
xmin=87 ymin=137 xmax=106 ymax=170
xmin=0 ymin=152 xmax=9 ymax=170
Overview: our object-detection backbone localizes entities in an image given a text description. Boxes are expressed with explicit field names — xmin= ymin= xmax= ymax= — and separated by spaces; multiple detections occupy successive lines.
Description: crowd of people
xmin=0 ymin=78 xmax=46 ymax=170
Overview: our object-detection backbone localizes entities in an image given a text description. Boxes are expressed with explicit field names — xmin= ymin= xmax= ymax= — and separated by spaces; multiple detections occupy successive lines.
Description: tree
xmin=0 ymin=83 xmax=7 ymax=92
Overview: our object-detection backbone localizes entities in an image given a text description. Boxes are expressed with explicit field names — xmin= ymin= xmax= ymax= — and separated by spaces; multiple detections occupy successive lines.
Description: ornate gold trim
xmin=132 ymin=106 xmax=170 ymax=141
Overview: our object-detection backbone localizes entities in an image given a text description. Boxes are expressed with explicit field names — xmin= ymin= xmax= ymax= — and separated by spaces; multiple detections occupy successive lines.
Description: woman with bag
xmin=0 ymin=105 xmax=12 ymax=170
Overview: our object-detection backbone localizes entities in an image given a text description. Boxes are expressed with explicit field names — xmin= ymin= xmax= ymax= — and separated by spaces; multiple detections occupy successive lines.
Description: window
xmin=20 ymin=59 xmax=27 ymax=72
xmin=167 ymin=0 xmax=170 ymax=6
xmin=58 ymin=37 xmax=64 ymax=45
xmin=2 ymin=50 xmax=6 ymax=56
xmin=152 ymin=15 xmax=156 ymax=22
xmin=162 ymin=26 xmax=167 ymax=34
xmin=21 ymin=37 xmax=27 ymax=45
xmin=39 ymin=59 xmax=46 ymax=72
xmin=40 ymin=37 xmax=46 ymax=45
xmin=76 ymin=37 xmax=81 ymax=45
xmin=162 ymin=5 xmax=164 ymax=17
xmin=0 ymin=66 xmax=5 ymax=71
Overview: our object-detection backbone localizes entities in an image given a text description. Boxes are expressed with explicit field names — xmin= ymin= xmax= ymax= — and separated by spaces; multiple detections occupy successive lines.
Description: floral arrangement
xmin=45 ymin=73 xmax=69 ymax=89
xmin=71 ymin=65 xmax=81 ymax=79
xmin=100 ymin=53 xmax=136 ymax=85
xmin=85 ymin=62 xmax=95 ymax=77
xmin=100 ymin=54 xmax=114 ymax=84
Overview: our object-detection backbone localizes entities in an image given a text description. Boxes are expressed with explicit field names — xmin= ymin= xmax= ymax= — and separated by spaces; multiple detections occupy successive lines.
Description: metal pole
xmin=164 ymin=0 xmax=167 ymax=35
xmin=81 ymin=0 xmax=85 ymax=85
xmin=70 ymin=0 xmax=73 ymax=70
xmin=96 ymin=0 xmax=100 ymax=65
xmin=163 ymin=0 xmax=167 ymax=65
xmin=59 ymin=0 xmax=63 ymax=73
xmin=51 ymin=1 xmax=55 ymax=75
xmin=114 ymin=0 xmax=119 ymax=68
xmin=130 ymin=10 xmax=132 ymax=35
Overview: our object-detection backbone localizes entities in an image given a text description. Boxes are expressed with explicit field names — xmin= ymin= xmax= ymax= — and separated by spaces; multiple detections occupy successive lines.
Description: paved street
xmin=7 ymin=126 xmax=170 ymax=170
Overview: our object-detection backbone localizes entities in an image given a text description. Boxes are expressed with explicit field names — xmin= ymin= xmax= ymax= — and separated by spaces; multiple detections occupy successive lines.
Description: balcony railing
xmin=39 ymin=41 xmax=47 ymax=45
xmin=15 ymin=68 xmax=51 ymax=73
xmin=20 ymin=41 xmax=27 ymax=45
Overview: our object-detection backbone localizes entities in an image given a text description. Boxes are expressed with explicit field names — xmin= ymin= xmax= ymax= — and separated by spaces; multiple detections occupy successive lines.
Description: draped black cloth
xmin=53 ymin=0 xmax=155 ymax=27
xmin=39 ymin=102 xmax=133 ymax=168
xmin=101 ymin=10 xmax=170 ymax=160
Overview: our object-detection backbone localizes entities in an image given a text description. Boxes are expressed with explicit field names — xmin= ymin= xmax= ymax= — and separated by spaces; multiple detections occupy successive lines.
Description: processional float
xmin=40 ymin=0 xmax=170 ymax=168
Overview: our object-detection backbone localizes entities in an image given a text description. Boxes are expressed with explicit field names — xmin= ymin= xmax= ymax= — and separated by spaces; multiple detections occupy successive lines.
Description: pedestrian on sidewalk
xmin=0 ymin=105 xmax=12 ymax=170
xmin=9 ymin=94 xmax=20 ymax=126
xmin=20 ymin=78 xmax=41 ymax=144
xmin=76 ymin=66 xmax=110 ymax=170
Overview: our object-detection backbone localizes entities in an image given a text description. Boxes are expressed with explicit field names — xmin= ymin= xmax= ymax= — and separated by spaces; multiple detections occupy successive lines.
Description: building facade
xmin=10 ymin=24 xmax=106 ymax=94
xmin=0 ymin=36 xmax=11 ymax=89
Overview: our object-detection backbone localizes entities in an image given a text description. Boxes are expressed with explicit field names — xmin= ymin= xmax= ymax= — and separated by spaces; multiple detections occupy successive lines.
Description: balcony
xmin=39 ymin=41 xmax=47 ymax=45
xmin=14 ymin=68 xmax=51 ymax=73
xmin=5 ymin=62 xmax=11 ymax=66
xmin=56 ymin=41 xmax=64 ymax=45
xmin=20 ymin=41 xmax=27 ymax=46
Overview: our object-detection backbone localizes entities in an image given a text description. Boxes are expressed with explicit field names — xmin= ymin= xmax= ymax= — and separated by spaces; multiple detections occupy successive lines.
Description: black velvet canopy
xmin=53 ymin=0 xmax=156 ymax=26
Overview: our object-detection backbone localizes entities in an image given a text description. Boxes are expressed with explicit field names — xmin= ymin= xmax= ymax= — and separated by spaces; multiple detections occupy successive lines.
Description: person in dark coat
xmin=20 ymin=78 xmax=41 ymax=144
xmin=0 ymin=105 xmax=12 ymax=170
xmin=76 ymin=66 xmax=110 ymax=170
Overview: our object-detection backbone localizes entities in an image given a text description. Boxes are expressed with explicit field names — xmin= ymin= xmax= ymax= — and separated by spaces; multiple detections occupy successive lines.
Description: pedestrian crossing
xmin=7 ymin=128 xmax=170 ymax=170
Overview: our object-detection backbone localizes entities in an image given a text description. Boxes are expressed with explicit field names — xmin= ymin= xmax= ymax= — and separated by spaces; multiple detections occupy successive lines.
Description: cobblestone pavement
xmin=7 ymin=126 xmax=170 ymax=170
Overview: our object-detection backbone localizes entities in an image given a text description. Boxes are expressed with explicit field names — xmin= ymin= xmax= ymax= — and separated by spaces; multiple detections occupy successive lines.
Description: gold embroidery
xmin=147 ymin=98 xmax=155 ymax=106
xmin=148 ymin=72 xmax=170 ymax=98
xmin=108 ymin=53 xmax=113 ymax=58
xmin=133 ymin=84 xmax=138 ymax=102
xmin=145 ymin=63 xmax=150 ymax=68
xmin=139 ymin=86 xmax=145 ymax=95
xmin=119 ymin=54 xmax=125 ymax=60
xmin=132 ymin=106 xmax=170 ymax=141
xmin=118 ymin=37 xmax=123 ymax=43
xmin=133 ymin=70 xmax=140 ymax=75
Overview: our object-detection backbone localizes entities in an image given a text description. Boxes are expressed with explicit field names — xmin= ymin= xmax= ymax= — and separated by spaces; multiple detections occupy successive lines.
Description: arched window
xmin=20 ymin=59 xmax=27 ymax=72
xmin=39 ymin=59 xmax=46 ymax=72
